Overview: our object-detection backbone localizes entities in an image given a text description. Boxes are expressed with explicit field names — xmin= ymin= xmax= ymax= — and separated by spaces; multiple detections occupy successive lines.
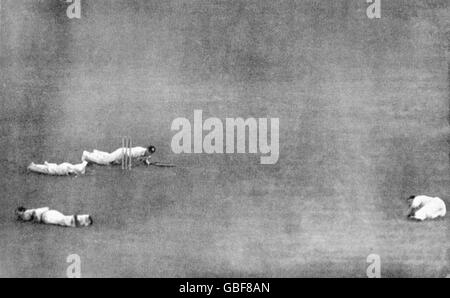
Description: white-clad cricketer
xmin=82 ymin=145 xmax=156 ymax=165
xmin=28 ymin=161 xmax=88 ymax=176
xmin=16 ymin=207 xmax=93 ymax=228
xmin=407 ymin=195 xmax=446 ymax=221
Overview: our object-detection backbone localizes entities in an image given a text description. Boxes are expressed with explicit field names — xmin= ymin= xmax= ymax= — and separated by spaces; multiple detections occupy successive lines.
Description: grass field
xmin=0 ymin=0 xmax=449 ymax=277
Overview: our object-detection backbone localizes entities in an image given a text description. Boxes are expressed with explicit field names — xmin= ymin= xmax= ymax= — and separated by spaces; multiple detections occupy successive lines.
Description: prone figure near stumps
xmin=82 ymin=145 xmax=156 ymax=166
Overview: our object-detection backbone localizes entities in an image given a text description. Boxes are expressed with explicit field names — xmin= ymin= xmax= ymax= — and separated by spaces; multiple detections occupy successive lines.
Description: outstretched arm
xmin=407 ymin=204 xmax=424 ymax=218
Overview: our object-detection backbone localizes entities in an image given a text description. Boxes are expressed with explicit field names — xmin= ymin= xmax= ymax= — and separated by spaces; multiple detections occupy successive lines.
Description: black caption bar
xmin=0 ymin=278 xmax=443 ymax=297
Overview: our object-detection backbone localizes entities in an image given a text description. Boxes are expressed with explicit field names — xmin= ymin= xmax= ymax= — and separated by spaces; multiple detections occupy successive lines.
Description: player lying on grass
xmin=28 ymin=161 xmax=88 ymax=176
xmin=407 ymin=195 xmax=446 ymax=221
xmin=82 ymin=145 xmax=156 ymax=165
xmin=16 ymin=207 xmax=93 ymax=228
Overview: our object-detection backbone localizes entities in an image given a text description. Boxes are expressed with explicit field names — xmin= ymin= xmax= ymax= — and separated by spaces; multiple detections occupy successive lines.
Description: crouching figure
xmin=407 ymin=195 xmax=446 ymax=221
xmin=82 ymin=145 xmax=155 ymax=166
xmin=28 ymin=161 xmax=88 ymax=176
xmin=16 ymin=207 xmax=93 ymax=228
